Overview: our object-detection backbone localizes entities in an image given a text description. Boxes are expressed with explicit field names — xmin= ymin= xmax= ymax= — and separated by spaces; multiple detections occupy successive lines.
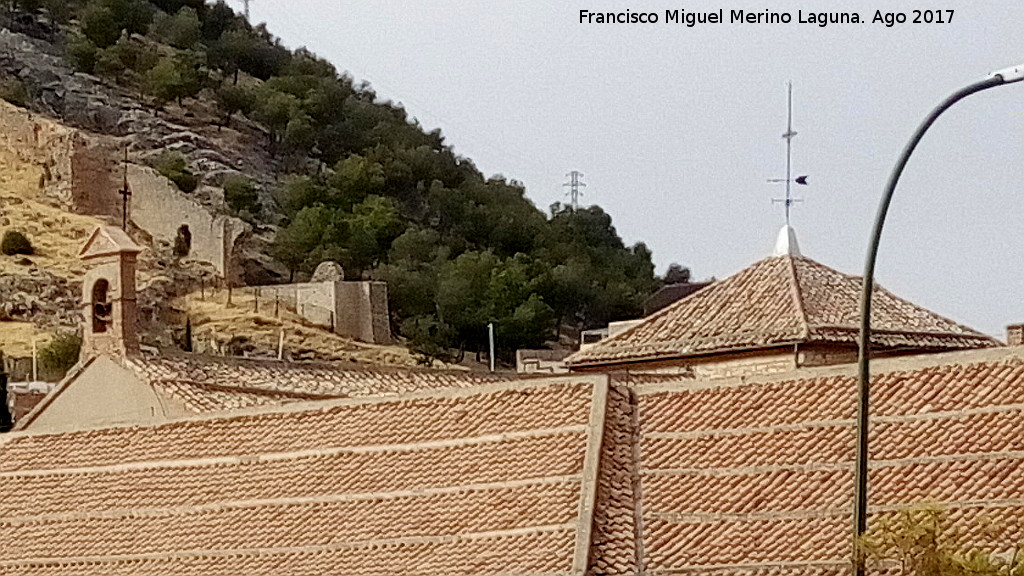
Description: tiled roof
xmin=642 ymin=282 xmax=712 ymax=316
xmin=620 ymin=347 xmax=1024 ymax=575
xmin=567 ymin=255 xmax=998 ymax=367
xmin=0 ymin=377 xmax=608 ymax=576
xmin=123 ymin=354 xmax=517 ymax=413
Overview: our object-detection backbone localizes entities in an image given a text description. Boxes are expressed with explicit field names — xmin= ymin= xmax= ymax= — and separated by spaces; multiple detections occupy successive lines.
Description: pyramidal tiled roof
xmin=567 ymin=254 xmax=999 ymax=367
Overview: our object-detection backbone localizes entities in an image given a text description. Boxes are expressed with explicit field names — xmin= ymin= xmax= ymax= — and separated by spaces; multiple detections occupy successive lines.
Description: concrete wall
xmin=259 ymin=280 xmax=392 ymax=344
xmin=127 ymin=164 xmax=244 ymax=277
xmin=516 ymin=349 xmax=571 ymax=374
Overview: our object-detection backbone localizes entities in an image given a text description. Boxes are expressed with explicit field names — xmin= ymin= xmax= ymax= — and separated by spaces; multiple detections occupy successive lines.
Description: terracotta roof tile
xmin=567 ymin=256 xmax=998 ymax=367
xmin=0 ymin=378 xmax=602 ymax=576
xmin=626 ymin=348 xmax=1024 ymax=575
xmin=121 ymin=354 xmax=517 ymax=414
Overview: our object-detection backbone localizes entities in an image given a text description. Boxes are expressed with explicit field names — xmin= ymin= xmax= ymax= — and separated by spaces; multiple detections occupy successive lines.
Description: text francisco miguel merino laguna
xmin=579 ymin=9 xmax=955 ymax=27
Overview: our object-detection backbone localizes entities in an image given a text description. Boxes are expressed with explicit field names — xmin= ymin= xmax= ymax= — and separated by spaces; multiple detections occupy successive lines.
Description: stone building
xmin=3 ymin=225 xmax=1024 ymax=575
xmin=566 ymin=226 xmax=998 ymax=377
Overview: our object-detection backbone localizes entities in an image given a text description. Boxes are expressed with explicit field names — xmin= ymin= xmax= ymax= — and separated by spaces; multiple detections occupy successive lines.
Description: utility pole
xmin=562 ymin=170 xmax=586 ymax=211
xmin=242 ymin=0 xmax=251 ymax=20
xmin=487 ymin=322 xmax=495 ymax=373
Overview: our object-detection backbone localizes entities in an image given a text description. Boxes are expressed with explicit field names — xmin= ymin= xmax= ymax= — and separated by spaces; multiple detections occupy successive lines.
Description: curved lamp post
xmin=854 ymin=63 xmax=1024 ymax=575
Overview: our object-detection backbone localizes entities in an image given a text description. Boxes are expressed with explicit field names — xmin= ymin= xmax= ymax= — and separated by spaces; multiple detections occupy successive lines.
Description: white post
xmin=488 ymin=322 xmax=495 ymax=373
xmin=277 ymin=329 xmax=285 ymax=360
xmin=31 ymin=338 xmax=37 ymax=381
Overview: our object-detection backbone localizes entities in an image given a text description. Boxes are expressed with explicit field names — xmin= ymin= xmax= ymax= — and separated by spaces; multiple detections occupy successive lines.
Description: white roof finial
xmin=773 ymin=224 xmax=802 ymax=257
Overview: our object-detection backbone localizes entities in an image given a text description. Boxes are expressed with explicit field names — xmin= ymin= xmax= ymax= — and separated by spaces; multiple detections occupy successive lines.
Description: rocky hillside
xmin=0 ymin=1 xmax=664 ymax=371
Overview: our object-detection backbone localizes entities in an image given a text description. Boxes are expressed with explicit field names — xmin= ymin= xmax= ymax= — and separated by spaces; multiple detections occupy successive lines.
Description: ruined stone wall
xmin=127 ymin=164 xmax=243 ymax=277
xmin=257 ymin=280 xmax=392 ymax=344
xmin=0 ymin=101 xmax=239 ymax=277
xmin=336 ymin=281 xmax=391 ymax=345
xmin=0 ymin=100 xmax=118 ymax=214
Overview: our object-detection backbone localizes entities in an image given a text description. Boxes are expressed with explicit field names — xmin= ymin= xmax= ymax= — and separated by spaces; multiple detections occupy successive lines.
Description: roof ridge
xmin=784 ymin=256 xmax=811 ymax=339
xmin=5 ymin=375 xmax=605 ymax=440
xmin=807 ymin=324 xmax=998 ymax=341
xmin=151 ymin=379 xmax=346 ymax=401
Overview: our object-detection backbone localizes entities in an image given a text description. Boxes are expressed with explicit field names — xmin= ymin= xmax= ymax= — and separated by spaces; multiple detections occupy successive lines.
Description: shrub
xmin=223 ymin=174 xmax=260 ymax=215
xmin=66 ymin=34 xmax=100 ymax=74
xmin=154 ymin=152 xmax=199 ymax=193
xmin=38 ymin=332 xmax=82 ymax=379
xmin=1 ymin=230 xmax=34 ymax=255
xmin=94 ymin=33 xmax=155 ymax=79
xmin=0 ymin=79 xmax=30 ymax=108
xmin=172 ymin=224 xmax=191 ymax=256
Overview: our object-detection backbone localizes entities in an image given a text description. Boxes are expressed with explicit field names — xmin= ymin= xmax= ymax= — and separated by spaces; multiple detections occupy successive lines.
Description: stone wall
xmin=573 ymin=348 xmax=799 ymax=379
xmin=335 ymin=281 xmax=391 ymax=345
xmin=0 ymin=99 xmax=118 ymax=213
xmin=0 ymin=101 xmax=242 ymax=278
xmin=258 ymin=280 xmax=392 ymax=344
xmin=127 ymin=164 xmax=244 ymax=277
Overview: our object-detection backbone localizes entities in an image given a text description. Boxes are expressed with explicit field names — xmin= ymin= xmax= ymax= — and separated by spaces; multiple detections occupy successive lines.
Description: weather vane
xmin=767 ymin=82 xmax=809 ymax=225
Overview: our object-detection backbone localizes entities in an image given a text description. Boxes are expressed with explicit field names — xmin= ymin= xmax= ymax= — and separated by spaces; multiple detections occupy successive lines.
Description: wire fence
xmin=185 ymin=278 xmax=340 ymax=333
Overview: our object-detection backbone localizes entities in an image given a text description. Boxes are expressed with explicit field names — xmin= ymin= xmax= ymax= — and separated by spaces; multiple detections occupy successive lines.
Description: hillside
xmin=0 ymin=1 xmax=663 ymax=369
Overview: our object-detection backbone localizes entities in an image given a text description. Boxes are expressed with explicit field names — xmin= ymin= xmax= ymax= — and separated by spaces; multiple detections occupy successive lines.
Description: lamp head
xmin=989 ymin=63 xmax=1024 ymax=83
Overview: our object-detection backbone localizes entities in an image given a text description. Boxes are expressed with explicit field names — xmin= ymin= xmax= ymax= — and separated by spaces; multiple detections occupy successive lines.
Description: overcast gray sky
xmin=229 ymin=0 xmax=1024 ymax=337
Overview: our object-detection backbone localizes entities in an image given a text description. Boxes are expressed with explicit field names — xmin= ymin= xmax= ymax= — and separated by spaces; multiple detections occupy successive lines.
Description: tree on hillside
xmin=270 ymin=205 xmax=344 ymax=279
xmin=144 ymin=50 xmax=206 ymax=106
xmin=664 ymin=263 xmax=692 ymax=284
xmin=200 ymin=0 xmax=236 ymax=41
xmin=149 ymin=5 xmax=201 ymax=49
xmin=213 ymin=82 xmax=254 ymax=127
xmin=81 ymin=0 xmax=153 ymax=48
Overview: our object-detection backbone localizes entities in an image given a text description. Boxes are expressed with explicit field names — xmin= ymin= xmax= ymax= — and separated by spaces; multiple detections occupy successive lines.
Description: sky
xmin=228 ymin=0 xmax=1024 ymax=337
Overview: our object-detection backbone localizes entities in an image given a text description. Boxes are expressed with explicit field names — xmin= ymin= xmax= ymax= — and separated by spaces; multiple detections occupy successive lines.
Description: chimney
xmin=78 ymin=226 xmax=142 ymax=359
xmin=1007 ymin=324 xmax=1024 ymax=346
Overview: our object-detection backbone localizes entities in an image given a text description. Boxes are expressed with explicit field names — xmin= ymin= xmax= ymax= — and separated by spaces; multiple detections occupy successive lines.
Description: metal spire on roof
xmin=768 ymin=82 xmax=809 ymax=226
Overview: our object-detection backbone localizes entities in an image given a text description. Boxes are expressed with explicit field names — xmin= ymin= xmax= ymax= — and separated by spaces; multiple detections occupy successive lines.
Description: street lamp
xmin=854 ymin=62 xmax=1024 ymax=576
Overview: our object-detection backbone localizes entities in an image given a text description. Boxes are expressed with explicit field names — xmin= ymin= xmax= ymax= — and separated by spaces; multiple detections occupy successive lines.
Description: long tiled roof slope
xmin=567 ymin=255 xmax=998 ymax=367
xmin=617 ymin=347 xmax=1024 ymax=576
xmin=0 ymin=377 xmax=608 ymax=576
xmin=125 ymin=354 xmax=517 ymax=413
